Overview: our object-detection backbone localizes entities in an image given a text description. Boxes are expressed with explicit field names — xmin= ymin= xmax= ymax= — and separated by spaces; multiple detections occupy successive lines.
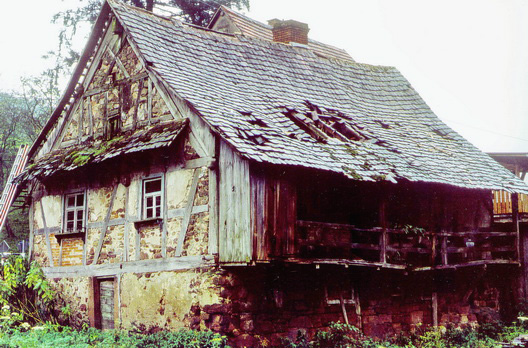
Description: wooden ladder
xmin=0 ymin=145 xmax=30 ymax=233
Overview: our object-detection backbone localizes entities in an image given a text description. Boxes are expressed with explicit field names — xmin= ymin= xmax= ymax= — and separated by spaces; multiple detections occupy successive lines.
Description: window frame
xmin=141 ymin=175 xmax=164 ymax=220
xmin=62 ymin=191 xmax=87 ymax=234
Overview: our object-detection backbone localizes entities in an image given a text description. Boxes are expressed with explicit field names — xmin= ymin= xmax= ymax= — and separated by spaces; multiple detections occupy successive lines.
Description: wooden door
xmin=97 ymin=279 xmax=115 ymax=330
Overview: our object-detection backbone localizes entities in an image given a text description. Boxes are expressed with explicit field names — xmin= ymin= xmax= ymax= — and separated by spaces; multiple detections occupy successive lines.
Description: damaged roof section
xmin=21 ymin=119 xmax=188 ymax=181
xmin=107 ymin=0 xmax=528 ymax=192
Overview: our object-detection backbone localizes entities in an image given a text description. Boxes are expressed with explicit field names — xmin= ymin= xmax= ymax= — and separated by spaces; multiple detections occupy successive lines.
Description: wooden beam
xmin=131 ymin=78 xmax=144 ymax=130
xmin=184 ymin=157 xmax=215 ymax=169
xmin=432 ymin=291 xmax=438 ymax=327
xmin=93 ymin=187 xmax=118 ymax=265
xmin=123 ymin=185 xmax=130 ymax=262
xmin=339 ymin=292 xmax=349 ymax=325
xmin=354 ymin=287 xmax=362 ymax=329
xmin=175 ymin=169 xmax=201 ymax=257
xmin=161 ymin=172 xmax=168 ymax=258
xmin=147 ymin=78 xmax=153 ymax=124
xmin=208 ymin=165 xmax=219 ymax=255
xmin=379 ymin=198 xmax=387 ymax=264
xmin=42 ymin=255 xmax=215 ymax=278
xmin=39 ymin=201 xmax=54 ymax=267
xmin=28 ymin=203 xmax=34 ymax=261
xmin=106 ymin=47 xmax=130 ymax=78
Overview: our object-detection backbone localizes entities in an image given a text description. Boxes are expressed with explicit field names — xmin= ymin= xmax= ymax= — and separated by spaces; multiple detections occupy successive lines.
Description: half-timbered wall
xmin=30 ymin=138 xmax=211 ymax=269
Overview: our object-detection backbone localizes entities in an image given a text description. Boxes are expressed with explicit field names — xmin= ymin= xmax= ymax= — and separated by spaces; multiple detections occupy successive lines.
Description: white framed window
xmin=142 ymin=177 xmax=163 ymax=219
xmin=63 ymin=192 xmax=86 ymax=233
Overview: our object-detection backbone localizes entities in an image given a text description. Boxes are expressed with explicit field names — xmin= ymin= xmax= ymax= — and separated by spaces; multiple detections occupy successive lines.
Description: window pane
xmin=77 ymin=210 xmax=83 ymax=220
xmin=76 ymin=194 xmax=84 ymax=207
xmin=76 ymin=221 xmax=83 ymax=231
xmin=67 ymin=221 xmax=74 ymax=231
xmin=156 ymin=196 xmax=161 ymax=206
xmin=146 ymin=197 xmax=153 ymax=208
xmin=156 ymin=207 xmax=161 ymax=217
xmin=145 ymin=179 xmax=161 ymax=194
xmin=146 ymin=208 xmax=153 ymax=219
xmin=67 ymin=211 xmax=75 ymax=221
xmin=67 ymin=196 xmax=75 ymax=207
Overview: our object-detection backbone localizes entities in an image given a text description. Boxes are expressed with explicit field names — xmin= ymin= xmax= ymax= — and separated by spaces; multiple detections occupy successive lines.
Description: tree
xmin=52 ymin=0 xmax=249 ymax=78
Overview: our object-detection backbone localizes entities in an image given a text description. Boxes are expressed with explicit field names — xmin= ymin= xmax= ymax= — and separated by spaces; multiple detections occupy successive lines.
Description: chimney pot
xmin=268 ymin=19 xmax=310 ymax=45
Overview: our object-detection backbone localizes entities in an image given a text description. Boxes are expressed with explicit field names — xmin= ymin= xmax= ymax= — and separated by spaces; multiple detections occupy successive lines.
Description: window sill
xmin=134 ymin=218 xmax=163 ymax=229
xmin=55 ymin=232 xmax=86 ymax=243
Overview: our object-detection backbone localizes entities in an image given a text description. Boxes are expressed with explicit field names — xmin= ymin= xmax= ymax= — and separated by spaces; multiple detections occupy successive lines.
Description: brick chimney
xmin=268 ymin=19 xmax=310 ymax=45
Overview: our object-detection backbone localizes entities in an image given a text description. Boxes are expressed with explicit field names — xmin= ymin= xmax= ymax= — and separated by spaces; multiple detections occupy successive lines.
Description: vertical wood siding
xmin=219 ymin=142 xmax=251 ymax=263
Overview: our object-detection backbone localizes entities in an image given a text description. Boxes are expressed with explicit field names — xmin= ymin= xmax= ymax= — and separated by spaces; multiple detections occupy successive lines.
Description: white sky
xmin=2 ymin=0 xmax=528 ymax=153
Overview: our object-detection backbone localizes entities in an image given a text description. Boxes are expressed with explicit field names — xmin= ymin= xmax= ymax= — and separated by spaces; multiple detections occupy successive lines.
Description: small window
xmin=107 ymin=109 xmax=121 ymax=138
xmin=142 ymin=177 xmax=162 ymax=219
xmin=64 ymin=192 xmax=86 ymax=233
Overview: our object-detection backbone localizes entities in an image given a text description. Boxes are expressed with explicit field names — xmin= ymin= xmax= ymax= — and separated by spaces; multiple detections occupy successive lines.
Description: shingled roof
xmin=208 ymin=5 xmax=355 ymax=62
xmin=102 ymin=0 xmax=528 ymax=193
xmin=23 ymin=119 xmax=188 ymax=181
xmin=27 ymin=0 xmax=528 ymax=194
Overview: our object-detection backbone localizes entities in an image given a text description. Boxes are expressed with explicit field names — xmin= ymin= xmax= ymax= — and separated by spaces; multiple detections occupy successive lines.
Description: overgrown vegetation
xmin=1 ymin=321 xmax=528 ymax=348
xmin=0 ymin=326 xmax=230 ymax=348
xmin=0 ymin=256 xmax=59 ymax=328
xmin=280 ymin=321 xmax=528 ymax=348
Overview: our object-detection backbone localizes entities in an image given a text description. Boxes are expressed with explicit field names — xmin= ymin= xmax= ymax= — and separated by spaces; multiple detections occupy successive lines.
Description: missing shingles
xmin=239 ymin=111 xmax=269 ymax=128
xmin=375 ymin=120 xmax=391 ymax=129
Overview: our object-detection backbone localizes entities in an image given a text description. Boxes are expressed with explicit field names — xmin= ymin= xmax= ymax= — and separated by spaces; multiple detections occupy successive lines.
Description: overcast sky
xmin=2 ymin=0 xmax=528 ymax=153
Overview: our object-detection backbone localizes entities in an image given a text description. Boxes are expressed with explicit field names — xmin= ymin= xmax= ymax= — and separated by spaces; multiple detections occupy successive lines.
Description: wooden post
xmin=513 ymin=193 xmax=520 ymax=261
xmin=354 ymin=286 xmax=362 ymax=330
xmin=431 ymin=233 xmax=437 ymax=267
xmin=379 ymin=198 xmax=387 ymax=264
xmin=339 ymin=292 xmax=349 ymax=325
xmin=432 ymin=291 xmax=438 ymax=327
xmin=441 ymin=233 xmax=448 ymax=266
xmin=513 ymin=193 xmax=528 ymax=298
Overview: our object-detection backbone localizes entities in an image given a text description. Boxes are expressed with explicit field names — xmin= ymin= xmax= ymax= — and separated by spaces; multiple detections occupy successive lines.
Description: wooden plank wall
xmin=250 ymin=168 xmax=297 ymax=261
xmin=218 ymin=142 xmax=252 ymax=263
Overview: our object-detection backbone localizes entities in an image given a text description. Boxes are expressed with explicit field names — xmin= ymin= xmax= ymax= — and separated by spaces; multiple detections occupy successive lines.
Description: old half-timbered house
xmin=18 ymin=0 xmax=528 ymax=345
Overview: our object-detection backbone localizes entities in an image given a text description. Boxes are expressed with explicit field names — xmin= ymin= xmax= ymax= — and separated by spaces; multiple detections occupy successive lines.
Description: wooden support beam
xmin=175 ymin=169 xmax=201 ymax=256
xmin=39 ymin=202 xmax=54 ymax=267
xmin=42 ymin=255 xmax=215 ymax=278
xmin=28 ymin=203 xmax=34 ymax=261
xmin=161 ymin=172 xmax=168 ymax=258
xmin=354 ymin=287 xmax=362 ymax=330
xmin=131 ymin=78 xmax=144 ymax=130
xmin=432 ymin=291 xmax=438 ymax=327
xmin=379 ymin=198 xmax=387 ymax=264
xmin=147 ymin=78 xmax=153 ymax=124
xmin=106 ymin=47 xmax=130 ymax=78
xmin=441 ymin=233 xmax=448 ymax=266
xmin=339 ymin=293 xmax=349 ymax=325
xmin=93 ymin=187 xmax=118 ymax=265
xmin=123 ymin=186 xmax=130 ymax=262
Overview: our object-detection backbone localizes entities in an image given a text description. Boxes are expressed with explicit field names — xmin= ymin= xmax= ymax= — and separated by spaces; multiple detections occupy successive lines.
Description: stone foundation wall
xmin=49 ymin=265 xmax=517 ymax=347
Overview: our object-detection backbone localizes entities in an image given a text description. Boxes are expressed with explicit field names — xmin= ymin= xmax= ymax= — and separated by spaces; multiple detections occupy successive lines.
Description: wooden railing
xmin=295 ymin=220 xmax=518 ymax=268
xmin=493 ymin=191 xmax=528 ymax=215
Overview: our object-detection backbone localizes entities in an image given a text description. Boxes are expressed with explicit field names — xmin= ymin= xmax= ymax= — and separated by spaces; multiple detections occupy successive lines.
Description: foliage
xmin=51 ymin=0 xmax=250 ymax=80
xmin=0 ymin=326 xmax=230 ymax=348
xmin=0 ymin=256 xmax=57 ymax=329
xmin=0 ymin=87 xmax=53 ymax=242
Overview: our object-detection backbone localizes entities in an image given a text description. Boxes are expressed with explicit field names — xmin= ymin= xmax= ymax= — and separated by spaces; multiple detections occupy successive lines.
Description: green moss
xmin=342 ymin=166 xmax=362 ymax=180
xmin=372 ymin=174 xmax=386 ymax=182
xmin=344 ymin=145 xmax=359 ymax=156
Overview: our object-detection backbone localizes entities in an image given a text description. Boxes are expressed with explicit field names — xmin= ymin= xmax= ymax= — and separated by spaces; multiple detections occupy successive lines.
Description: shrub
xmin=0 ymin=256 xmax=57 ymax=329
